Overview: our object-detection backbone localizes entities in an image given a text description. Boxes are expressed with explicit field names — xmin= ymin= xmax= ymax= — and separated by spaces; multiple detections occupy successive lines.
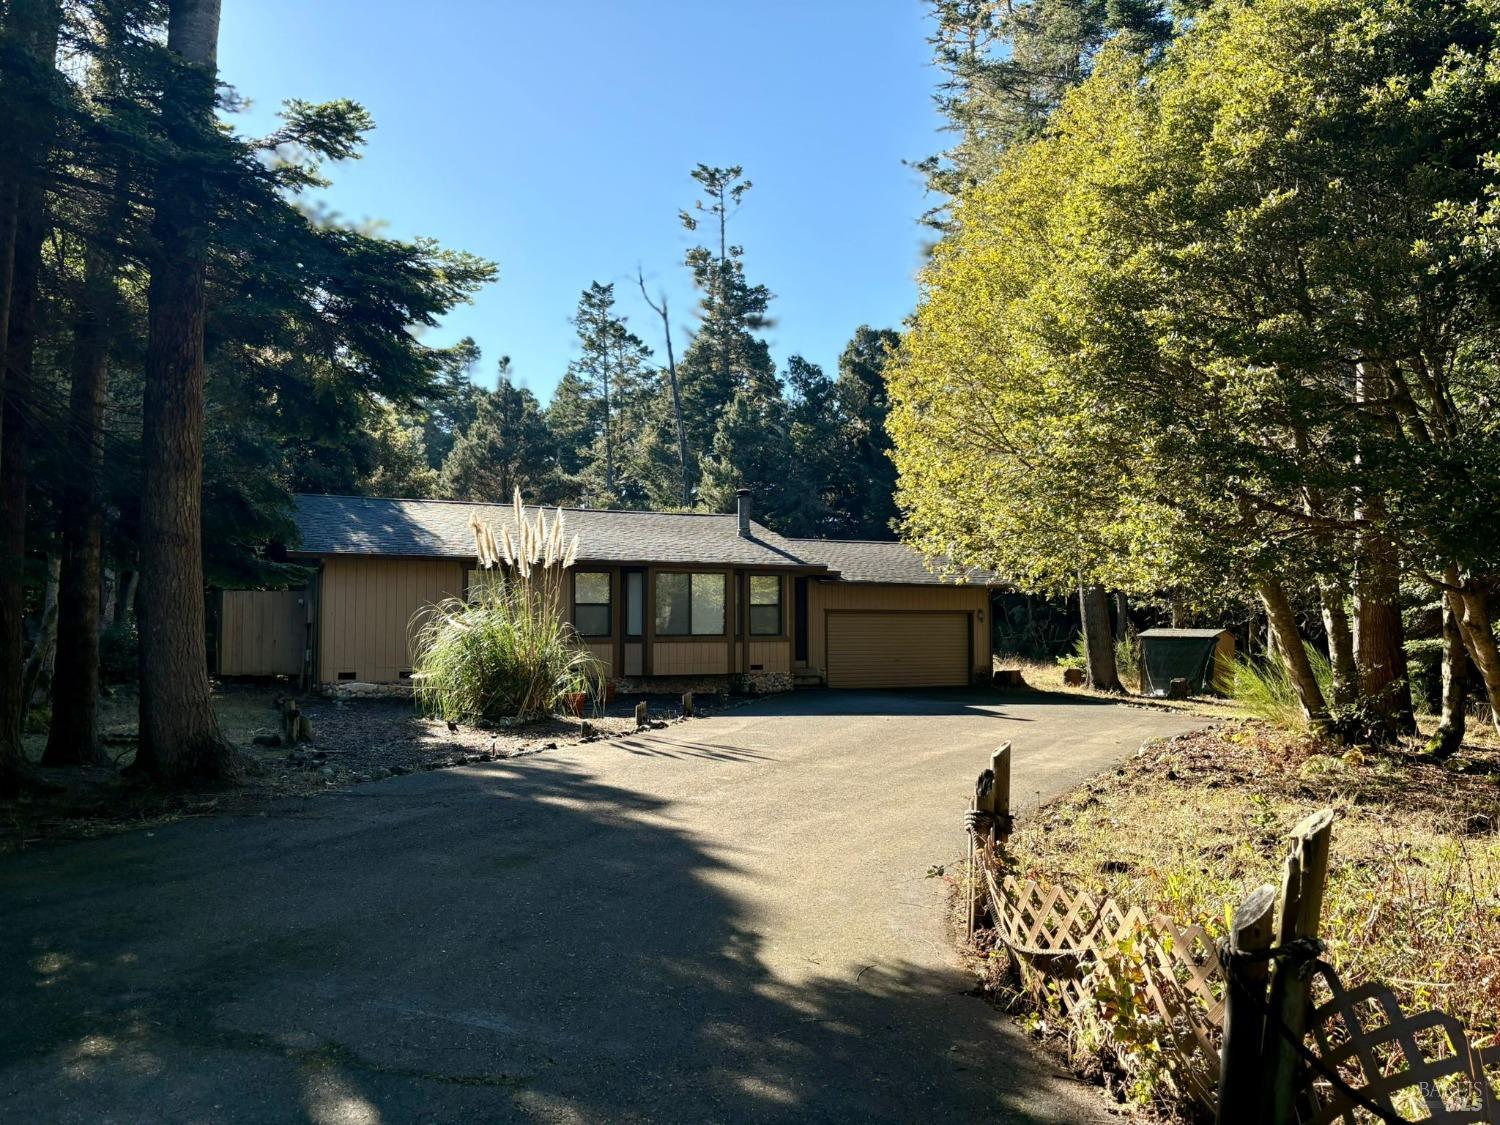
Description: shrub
xmin=410 ymin=586 xmax=603 ymax=723
xmin=1114 ymin=625 xmax=1141 ymax=687
xmin=409 ymin=492 xmax=604 ymax=723
xmin=1229 ymin=644 xmax=1334 ymax=729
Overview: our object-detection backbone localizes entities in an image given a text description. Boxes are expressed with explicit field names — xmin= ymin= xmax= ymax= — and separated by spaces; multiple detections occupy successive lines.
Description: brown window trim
xmin=573 ymin=569 xmax=613 ymax=638
xmin=748 ymin=573 xmax=784 ymax=638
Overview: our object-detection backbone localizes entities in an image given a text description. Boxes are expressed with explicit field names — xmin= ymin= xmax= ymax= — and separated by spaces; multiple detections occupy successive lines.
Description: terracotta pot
xmin=604 ymin=682 xmax=617 ymax=704
xmin=562 ymin=692 xmax=587 ymax=716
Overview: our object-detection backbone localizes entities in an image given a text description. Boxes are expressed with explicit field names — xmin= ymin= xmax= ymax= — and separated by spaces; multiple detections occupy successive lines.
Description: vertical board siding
xmin=318 ymin=557 xmax=466 ymax=683
xmin=585 ymin=642 xmax=614 ymax=678
xmin=805 ymin=582 xmax=991 ymax=680
xmin=622 ymin=642 xmax=643 ymax=677
xmin=746 ymin=640 xmax=791 ymax=674
xmin=651 ymin=642 xmax=730 ymax=676
xmin=219 ymin=589 xmax=306 ymax=676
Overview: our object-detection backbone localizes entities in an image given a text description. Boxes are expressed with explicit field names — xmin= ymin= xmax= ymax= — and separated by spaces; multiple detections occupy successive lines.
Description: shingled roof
xmin=787 ymin=538 xmax=999 ymax=586
xmin=290 ymin=494 xmax=820 ymax=569
xmin=289 ymin=494 xmax=1000 ymax=586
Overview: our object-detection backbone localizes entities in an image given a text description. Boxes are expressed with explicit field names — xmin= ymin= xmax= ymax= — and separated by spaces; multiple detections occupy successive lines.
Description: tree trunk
xmin=133 ymin=0 xmax=238 ymax=788
xmin=1427 ymin=585 xmax=1468 ymax=759
xmin=100 ymin=569 xmax=117 ymax=632
xmin=1452 ymin=581 xmax=1500 ymax=738
xmin=20 ymin=554 xmax=58 ymax=712
xmin=1079 ymin=582 xmax=1122 ymax=692
xmin=1319 ymin=583 xmax=1357 ymax=709
xmin=45 ymin=197 xmax=126 ymax=766
xmin=1352 ymin=538 xmax=1416 ymax=734
xmin=0 ymin=0 xmax=61 ymax=797
xmin=637 ymin=271 xmax=691 ymax=506
xmin=119 ymin=568 xmax=138 ymax=624
xmin=1256 ymin=574 xmax=1328 ymax=728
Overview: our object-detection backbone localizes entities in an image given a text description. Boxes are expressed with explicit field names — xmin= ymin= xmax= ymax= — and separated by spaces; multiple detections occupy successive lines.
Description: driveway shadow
xmin=0 ymin=756 xmax=1093 ymax=1123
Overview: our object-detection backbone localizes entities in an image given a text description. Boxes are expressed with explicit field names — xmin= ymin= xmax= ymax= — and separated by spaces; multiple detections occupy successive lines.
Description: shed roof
xmin=289 ymin=495 xmax=1000 ymax=587
xmin=1138 ymin=628 xmax=1232 ymax=639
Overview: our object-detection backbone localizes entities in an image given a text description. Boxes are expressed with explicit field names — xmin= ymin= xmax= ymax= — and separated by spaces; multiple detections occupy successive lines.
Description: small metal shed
xmin=1137 ymin=628 xmax=1235 ymax=696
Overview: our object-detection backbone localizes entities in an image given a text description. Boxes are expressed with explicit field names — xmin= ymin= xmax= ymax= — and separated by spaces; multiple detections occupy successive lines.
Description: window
xmin=574 ymin=571 xmax=611 ymax=636
xmin=749 ymin=575 xmax=782 ymax=636
xmin=624 ymin=570 xmax=644 ymax=638
xmin=655 ymin=572 xmax=725 ymax=636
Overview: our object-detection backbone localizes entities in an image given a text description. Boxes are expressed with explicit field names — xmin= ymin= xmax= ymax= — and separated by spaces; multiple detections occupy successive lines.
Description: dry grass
xmin=1006 ymin=722 xmax=1500 ymax=1043
xmin=995 ymin=656 xmax=1249 ymax=721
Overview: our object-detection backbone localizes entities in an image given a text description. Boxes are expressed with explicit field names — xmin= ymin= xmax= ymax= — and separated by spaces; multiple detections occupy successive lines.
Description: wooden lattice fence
xmin=965 ymin=744 xmax=1500 ymax=1124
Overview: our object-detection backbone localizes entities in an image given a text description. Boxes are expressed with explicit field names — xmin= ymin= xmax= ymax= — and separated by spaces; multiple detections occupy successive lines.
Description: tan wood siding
xmin=746 ymin=640 xmax=790 ymax=674
xmin=652 ymin=641 xmax=730 ymax=676
xmin=807 ymin=582 xmax=991 ymax=685
xmin=318 ymin=557 xmax=466 ymax=683
xmin=585 ymin=642 xmax=614 ymax=678
xmin=826 ymin=611 xmax=970 ymax=688
xmin=219 ymin=590 xmax=307 ymax=677
xmin=623 ymin=642 xmax=643 ymax=677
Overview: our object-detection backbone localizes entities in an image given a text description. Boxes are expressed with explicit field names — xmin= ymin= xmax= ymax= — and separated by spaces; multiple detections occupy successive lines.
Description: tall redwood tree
xmin=133 ymin=0 xmax=238 ymax=786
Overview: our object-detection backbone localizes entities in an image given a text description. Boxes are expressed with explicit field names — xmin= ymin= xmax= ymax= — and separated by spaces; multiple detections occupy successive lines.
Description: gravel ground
xmin=3 ymin=684 xmax=713 ymax=852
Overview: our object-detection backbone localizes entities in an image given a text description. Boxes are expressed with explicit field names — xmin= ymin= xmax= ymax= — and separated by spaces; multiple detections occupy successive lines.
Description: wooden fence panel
xmin=219 ymin=589 xmax=307 ymax=677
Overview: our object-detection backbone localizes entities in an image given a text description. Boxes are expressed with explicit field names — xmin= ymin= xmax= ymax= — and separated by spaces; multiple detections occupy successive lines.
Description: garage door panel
xmin=826 ymin=612 xmax=969 ymax=689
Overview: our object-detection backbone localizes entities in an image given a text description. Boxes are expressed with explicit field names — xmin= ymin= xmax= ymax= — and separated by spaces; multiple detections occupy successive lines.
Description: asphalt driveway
xmin=1 ymin=689 xmax=1204 ymax=1124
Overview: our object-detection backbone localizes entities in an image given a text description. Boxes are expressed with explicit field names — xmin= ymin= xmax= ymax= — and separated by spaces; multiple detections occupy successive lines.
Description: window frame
xmin=748 ymin=573 xmax=783 ymax=637
xmin=623 ymin=568 xmax=645 ymax=640
xmin=572 ymin=570 xmax=613 ymax=638
xmin=653 ymin=570 xmax=728 ymax=637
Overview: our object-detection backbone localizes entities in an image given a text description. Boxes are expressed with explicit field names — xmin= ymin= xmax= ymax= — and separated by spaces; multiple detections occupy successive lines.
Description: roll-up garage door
xmin=825 ymin=611 xmax=970 ymax=689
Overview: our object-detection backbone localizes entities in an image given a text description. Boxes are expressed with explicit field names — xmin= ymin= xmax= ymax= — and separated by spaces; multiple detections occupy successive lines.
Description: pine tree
xmin=916 ymin=0 xmax=1177 ymax=229
xmin=421 ymin=336 xmax=483 ymax=469
xmin=832 ymin=326 xmax=902 ymax=538
xmin=780 ymin=356 xmax=842 ymax=537
xmin=441 ymin=366 xmax=562 ymax=504
xmin=674 ymin=165 xmax=775 ymax=489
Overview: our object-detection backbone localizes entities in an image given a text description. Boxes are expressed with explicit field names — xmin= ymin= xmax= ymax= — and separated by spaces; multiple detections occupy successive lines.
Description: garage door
xmin=826 ymin=611 xmax=970 ymax=689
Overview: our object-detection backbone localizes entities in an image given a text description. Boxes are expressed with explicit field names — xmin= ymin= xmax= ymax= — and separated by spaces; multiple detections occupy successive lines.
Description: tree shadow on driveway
xmin=0 ymin=755 xmax=1101 ymax=1123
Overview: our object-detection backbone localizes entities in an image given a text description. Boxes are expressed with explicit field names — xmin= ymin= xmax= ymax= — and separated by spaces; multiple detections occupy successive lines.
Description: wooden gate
xmin=218 ymin=589 xmax=307 ymax=677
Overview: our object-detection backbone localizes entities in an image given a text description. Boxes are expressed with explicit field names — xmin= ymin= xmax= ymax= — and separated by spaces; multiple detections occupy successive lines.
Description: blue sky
xmin=217 ymin=1 xmax=943 ymax=403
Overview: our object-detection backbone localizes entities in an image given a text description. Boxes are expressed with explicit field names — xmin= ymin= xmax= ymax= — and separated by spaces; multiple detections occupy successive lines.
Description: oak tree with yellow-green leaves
xmin=891 ymin=0 xmax=1500 ymax=748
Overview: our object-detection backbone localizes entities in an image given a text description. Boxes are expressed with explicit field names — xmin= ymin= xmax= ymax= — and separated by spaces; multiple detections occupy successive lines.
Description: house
xmin=215 ymin=489 xmax=999 ymax=692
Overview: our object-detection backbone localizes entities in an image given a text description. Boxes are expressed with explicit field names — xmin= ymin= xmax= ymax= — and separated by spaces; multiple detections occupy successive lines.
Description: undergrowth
xmin=1007 ymin=724 xmax=1500 ymax=1043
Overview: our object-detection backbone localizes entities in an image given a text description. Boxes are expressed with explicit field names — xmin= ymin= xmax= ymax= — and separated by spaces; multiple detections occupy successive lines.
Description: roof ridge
xmin=294 ymin=493 xmax=748 ymax=519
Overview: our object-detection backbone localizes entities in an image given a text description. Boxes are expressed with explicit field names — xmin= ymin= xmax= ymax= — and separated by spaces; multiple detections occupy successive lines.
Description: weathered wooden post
xmin=681 ymin=691 xmax=694 ymax=718
xmin=1217 ymin=884 xmax=1276 ymax=1125
xmin=635 ymin=701 xmax=648 ymax=729
xmin=967 ymin=765 xmax=996 ymax=939
xmin=991 ymin=742 xmax=1012 ymax=846
xmin=1263 ymin=808 xmax=1335 ymax=1124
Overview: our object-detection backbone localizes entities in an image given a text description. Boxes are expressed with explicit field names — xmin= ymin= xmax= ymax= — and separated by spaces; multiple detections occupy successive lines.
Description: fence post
xmin=1217 ymin=884 xmax=1276 ymax=1125
xmin=968 ymin=761 xmax=998 ymax=938
xmin=990 ymin=742 xmax=1012 ymax=846
xmin=1263 ymin=808 xmax=1335 ymax=1124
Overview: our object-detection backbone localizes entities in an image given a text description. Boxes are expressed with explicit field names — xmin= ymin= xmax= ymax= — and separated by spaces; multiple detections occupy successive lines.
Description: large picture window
xmin=749 ymin=575 xmax=782 ymax=636
xmin=656 ymin=572 xmax=725 ymax=636
xmin=574 ymin=571 xmax=611 ymax=636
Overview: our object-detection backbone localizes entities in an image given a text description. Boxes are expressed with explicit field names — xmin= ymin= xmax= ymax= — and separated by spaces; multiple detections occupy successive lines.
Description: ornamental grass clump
xmin=1230 ymin=644 xmax=1334 ymax=729
xmin=410 ymin=490 xmax=604 ymax=723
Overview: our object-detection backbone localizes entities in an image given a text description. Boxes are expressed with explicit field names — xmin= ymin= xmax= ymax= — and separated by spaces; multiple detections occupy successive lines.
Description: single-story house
xmin=215 ymin=489 xmax=999 ymax=692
